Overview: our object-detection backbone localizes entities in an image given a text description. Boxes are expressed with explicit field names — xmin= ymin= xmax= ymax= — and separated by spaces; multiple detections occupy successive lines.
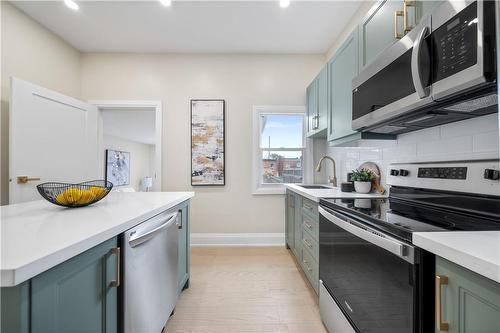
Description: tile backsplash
xmin=317 ymin=114 xmax=499 ymax=187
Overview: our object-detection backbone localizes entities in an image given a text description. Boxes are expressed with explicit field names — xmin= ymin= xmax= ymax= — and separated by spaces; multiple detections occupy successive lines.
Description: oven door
xmin=352 ymin=17 xmax=432 ymax=131
xmin=319 ymin=206 xmax=418 ymax=333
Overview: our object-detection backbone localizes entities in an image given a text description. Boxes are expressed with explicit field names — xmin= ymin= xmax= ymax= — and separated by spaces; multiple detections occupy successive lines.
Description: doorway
xmin=92 ymin=101 xmax=162 ymax=192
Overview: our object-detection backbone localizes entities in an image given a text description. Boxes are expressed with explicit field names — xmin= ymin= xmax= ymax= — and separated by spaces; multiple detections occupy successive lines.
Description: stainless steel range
xmin=318 ymin=159 xmax=500 ymax=333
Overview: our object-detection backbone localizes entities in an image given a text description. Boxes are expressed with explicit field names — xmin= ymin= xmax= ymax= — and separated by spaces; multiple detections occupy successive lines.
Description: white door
xmin=9 ymin=78 xmax=100 ymax=204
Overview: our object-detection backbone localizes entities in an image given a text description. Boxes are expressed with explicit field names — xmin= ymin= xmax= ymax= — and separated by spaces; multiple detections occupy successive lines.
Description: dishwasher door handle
xmin=129 ymin=212 xmax=178 ymax=247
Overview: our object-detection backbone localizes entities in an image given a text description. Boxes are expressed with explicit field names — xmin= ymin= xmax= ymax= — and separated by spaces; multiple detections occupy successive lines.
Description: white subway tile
xmin=473 ymin=131 xmax=500 ymax=153
xmin=382 ymin=144 xmax=417 ymax=162
xmin=359 ymin=149 xmax=382 ymax=161
xmin=417 ymin=136 xmax=473 ymax=156
xmin=397 ymin=127 xmax=441 ymax=145
xmin=440 ymin=114 xmax=499 ymax=139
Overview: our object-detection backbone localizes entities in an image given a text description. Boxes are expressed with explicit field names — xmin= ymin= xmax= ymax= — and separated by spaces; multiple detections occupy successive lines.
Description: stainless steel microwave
xmin=352 ymin=1 xmax=497 ymax=135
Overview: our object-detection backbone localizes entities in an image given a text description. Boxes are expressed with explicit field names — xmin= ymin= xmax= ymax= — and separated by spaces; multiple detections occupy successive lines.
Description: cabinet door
xmin=317 ymin=65 xmax=328 ymax=132
xmin=328 ymin=29 xmax=359 ymax=142
xmin=436 ymin=257 xmax=500 ymax=333
xmin=306 ymin=79 xmax=318 ymax=136
xmin=31 ymin=237 xmax=118 ymax=333
xmin=178 ymin=202 xmax=190 ymax=293
xmin=285 ymin=191 xmax=295 ymax=250
xmin=359 ymin=0 xmax=404 ymax=69
xmin=293 ymin=194 xmax=303 ymax=258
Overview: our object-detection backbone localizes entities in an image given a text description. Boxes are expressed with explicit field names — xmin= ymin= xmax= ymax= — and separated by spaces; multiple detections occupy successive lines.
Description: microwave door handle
xmin=411 ymin=25 xmax=430 ymax=98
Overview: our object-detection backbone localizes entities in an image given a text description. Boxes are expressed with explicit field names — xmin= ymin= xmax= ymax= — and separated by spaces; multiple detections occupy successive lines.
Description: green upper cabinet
xmin=436 ymin=257 xmax=500 ymax=333
xmin=327 ymin=28 xmax=359 ymax=143
xmin=306 ymin=65 xmax=328 ymax=138
xmin=31 ymin=237 xmax=119 ymax=333
xmin=359 ymin=0 xmax=443 ymax=70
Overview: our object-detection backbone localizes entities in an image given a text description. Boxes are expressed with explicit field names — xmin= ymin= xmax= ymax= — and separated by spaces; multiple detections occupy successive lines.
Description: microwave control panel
xmin=432 ymin=1 xmax=478 ymax=82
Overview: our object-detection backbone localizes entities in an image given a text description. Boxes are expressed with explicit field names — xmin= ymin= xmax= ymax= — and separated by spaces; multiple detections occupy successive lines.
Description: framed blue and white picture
xmin=105 ymin=149 xmax=130 ymax=186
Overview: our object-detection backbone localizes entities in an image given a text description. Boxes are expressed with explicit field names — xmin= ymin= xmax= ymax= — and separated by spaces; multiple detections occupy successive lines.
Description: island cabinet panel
xmin=177 ymin=201 xmax=190 ymax=293
xmin=31 ymin=237 xmax=119 ymax=333
xmin=0 ymin=282 xmax=30 ymax=333
xmin=436 ymin=257 xmax=500 ymax=333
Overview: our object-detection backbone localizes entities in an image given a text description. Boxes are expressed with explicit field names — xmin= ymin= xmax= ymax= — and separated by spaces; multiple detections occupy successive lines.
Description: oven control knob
xmin=390 ymin=169 xmax=399 ymax=176
xmin=484 ymin=169 xmax=500 ymax=180
xmin=399 ymin=169 xmax=409 ymax=177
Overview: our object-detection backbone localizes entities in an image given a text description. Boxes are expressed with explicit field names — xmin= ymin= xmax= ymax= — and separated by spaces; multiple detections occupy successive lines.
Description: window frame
xmin=252 ymin=105 xmax=308 ymax=195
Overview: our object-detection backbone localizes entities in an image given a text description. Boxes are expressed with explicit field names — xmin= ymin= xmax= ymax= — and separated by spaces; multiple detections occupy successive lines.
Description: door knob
xmin=16 ymin=176 xmax=41 ymax=184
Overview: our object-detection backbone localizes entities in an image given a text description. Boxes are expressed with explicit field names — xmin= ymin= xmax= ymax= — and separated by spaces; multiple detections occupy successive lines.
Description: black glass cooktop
xmin=319 ymin=187 xmax=500 ymax=243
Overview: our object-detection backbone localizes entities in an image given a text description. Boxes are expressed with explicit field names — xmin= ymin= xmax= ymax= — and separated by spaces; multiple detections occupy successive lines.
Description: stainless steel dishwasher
xmin=123 ymin=210 xmax=179 ymax=333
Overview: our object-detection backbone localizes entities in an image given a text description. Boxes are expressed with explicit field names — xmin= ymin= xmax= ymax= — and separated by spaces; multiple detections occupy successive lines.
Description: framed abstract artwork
xmin=105 ymin=149 xmax=130 ymax=186
xmin=191 ymin=99 xmax=225 ymax=186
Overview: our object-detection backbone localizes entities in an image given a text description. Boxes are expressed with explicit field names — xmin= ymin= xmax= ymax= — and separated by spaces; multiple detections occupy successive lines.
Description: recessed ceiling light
xmin=64 ymin=0 xmax=79 ymax=11
xmin=279 ymin=0 xmax=290 ymax=8
xmin=159 ymin=0 xmax=172 ymax=7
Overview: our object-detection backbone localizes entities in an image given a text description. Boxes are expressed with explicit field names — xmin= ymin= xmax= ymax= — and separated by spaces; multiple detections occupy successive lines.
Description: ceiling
xmin=11 ymin=0 xmax=362 ymax=54
xmin=102 ymin=109 xmax=156 ymax=145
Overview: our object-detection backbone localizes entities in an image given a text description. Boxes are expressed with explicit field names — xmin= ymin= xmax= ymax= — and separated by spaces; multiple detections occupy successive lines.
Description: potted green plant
xmin=351 ymin=169 xmax=375 ymax=194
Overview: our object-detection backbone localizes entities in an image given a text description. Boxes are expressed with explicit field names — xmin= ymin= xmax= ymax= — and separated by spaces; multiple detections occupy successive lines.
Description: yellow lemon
xmin=55 ymin=193 xmax=68 ymax=205
xmin=89 ymin=186 xmax=106 ymax=200
xmin=76 ymin=189 xmax=95 ymax=205
xmin=63 ymin=188 xmax=83 ymax=205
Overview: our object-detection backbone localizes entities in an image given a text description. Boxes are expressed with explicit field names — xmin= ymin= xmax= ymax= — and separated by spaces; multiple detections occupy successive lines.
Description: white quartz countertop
xmin=285 ymin=184 xmax=388 ymax=202
xmin=413 ymin=231 xmax=500 ymax=283
xmin=1 ymin=192 xmax=194 ymax=287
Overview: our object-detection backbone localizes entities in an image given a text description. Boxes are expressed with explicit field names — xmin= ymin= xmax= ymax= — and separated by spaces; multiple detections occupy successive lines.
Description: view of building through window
xmin=260 ymin=114 xmax=304 ymax=184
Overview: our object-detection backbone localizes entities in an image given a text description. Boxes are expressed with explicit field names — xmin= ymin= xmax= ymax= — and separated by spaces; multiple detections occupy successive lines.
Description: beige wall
xmin=104 ymin=135 xmax=154 ymax=191
xmin=0 ymin=2 xmax=82 ymax=205
xmin=81 ymin=53 xmax=323 ymax=233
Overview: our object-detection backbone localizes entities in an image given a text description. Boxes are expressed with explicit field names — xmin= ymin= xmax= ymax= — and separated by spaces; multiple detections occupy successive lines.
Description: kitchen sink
xmin=298 ymin=185 xmax=332 ymax=189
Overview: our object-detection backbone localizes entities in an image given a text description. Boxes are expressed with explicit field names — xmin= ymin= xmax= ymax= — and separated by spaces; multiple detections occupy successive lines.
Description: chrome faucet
xmin=315 ymin=156 xmax=337 ymax=187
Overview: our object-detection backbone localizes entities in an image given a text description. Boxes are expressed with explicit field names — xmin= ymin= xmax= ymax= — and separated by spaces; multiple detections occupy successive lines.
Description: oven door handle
xmin=319 ymin=207 xmax=410 ymax=260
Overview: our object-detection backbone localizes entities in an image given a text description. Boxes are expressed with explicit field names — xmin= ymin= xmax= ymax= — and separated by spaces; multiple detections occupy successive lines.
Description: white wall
xmin=0 ymin=2 xmax=82 ymax=205
xmin=321 ymin=114 xmax=500 ymax=188
xmin=81 ymin=53 xmax=324 ymax=234
xmin=103 ymin=135 xmax=154 ymax=191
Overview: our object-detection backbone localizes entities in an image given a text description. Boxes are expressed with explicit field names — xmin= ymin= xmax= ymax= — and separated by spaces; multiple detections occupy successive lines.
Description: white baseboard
xmin=190 ymin=233 xmax=285 ymax=247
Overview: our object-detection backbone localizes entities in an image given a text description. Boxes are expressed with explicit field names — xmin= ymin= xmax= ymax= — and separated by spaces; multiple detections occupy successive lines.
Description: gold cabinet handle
xmin=394 ymin=10 xmax=404 ymax=39
xmin=304 ymin=204 xmax=313 ymax=211
xmin=109 ymin=247 xmax=121 ymax=288
xmin=436 ymin=275 xmax=449 ymax=331
xmin=303 ymin=221 xmax=313 ymax=229
xmin=303 ymin=239 xmax=313 ymax=249
xmin=302 ymin=259 xmax=313 ymax=272
xmin=16 ymin=176 xmax=41 ymax=184
xmin=403 ymin=0 xmax=415 ymax=33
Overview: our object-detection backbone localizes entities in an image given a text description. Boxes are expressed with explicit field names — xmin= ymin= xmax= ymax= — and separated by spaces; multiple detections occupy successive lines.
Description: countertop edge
xmin=1 ymin=193 xmax=194 ymax=287
xmin=284 ymin=184 xmax=388 ymax=201
xmin=413 ymin=232 xmax=500 ymax=284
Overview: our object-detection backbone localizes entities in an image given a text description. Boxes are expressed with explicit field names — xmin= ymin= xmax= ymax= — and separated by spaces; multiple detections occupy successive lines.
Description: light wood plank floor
xmin=165 ymin=247 xmax=327 ymax=333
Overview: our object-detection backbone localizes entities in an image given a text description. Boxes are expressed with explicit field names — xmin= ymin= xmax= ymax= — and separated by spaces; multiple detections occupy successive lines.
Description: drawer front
xmin=302 ymin=198 xmax=318 ymax=219
xmin=301 ymin=227 xmax=319 ymax=263
xmin=302 ymin=214 xmax=319 ymax=242
xmin=301 ymin=247 xmax=319 ymax=294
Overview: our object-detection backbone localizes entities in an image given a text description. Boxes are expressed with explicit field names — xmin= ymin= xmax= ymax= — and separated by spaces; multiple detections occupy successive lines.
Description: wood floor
xmin=165 ymin=247 xmax=328 ymax=333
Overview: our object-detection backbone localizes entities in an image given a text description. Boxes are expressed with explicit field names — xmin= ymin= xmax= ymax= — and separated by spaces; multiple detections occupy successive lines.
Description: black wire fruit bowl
xmin=37 ymin=180 xmax=113 ymax=208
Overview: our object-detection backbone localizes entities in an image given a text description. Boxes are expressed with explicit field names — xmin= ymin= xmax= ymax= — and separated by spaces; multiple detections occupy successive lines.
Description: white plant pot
xmin=354 ymin=181 xmax=372 ymax=194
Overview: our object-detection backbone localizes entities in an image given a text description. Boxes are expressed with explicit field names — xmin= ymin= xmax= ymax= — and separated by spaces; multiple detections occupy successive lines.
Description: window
xmin=253 ymin=106 xmax=307 ymax=194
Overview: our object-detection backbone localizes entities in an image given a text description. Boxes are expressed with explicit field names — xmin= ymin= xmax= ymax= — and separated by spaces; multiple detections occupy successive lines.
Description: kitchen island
xmin=1 ymin=191 xmax=193 ymax=333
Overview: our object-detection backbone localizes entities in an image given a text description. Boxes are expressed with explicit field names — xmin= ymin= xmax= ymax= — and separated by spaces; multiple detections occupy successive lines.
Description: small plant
xmin=351 ymin=168 xmax=375 ymax=182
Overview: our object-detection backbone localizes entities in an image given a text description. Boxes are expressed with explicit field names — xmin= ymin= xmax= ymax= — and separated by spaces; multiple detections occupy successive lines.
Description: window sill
xmin=252 ymin=186 xmax=287 ymax=195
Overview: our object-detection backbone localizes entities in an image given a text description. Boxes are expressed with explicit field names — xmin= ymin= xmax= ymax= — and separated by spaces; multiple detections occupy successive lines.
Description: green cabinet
xmin=327 ymin=28 xmax=359 ymax=144
xmin=306 ymin=65 xmax=328 ymax=138
xmin=31 ymin=237 xmax=119 ymax=333
xmin=359 ymin=0 xmax=443 ymax=70
xmin=285 ymin=190 xmax=319 ymax=294
xmin=177 ymin=201 xmax=190 ymax=294
xmin=436 ymin=257 xmax=500 ymax=333
xmin=1 ymin=237 xmax=119 ymax=333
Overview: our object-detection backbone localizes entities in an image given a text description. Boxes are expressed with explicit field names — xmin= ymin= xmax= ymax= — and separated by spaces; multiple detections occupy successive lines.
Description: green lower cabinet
xmin=285 ymin=191 xmax=319 ymax=294
xmin=31 ymin=237 xmax=119 ymax=333
xmin=177 ymin=201 xmax=190 ymax=294
xmin=436 ymin=257 xmax=500 ymax=333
